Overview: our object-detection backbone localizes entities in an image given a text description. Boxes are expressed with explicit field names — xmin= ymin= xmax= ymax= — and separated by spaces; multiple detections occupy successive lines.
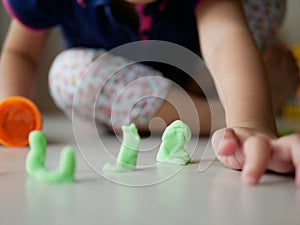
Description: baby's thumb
xmin=212 ymin=128 xmax=239 ymax=156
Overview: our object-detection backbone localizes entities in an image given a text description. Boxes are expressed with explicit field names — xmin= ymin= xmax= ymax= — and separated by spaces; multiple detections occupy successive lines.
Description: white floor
xmin=0 ymin=114 xmax=299 ymax=225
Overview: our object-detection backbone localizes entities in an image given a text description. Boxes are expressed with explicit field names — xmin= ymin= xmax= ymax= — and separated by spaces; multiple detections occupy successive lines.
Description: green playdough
xmin=26 ymin=130 xmax=76 ymax=183
xmin=103 ymin=123 xmax=140 ymax=172
xmin=156 ymin=120 xmax=191 ymax=165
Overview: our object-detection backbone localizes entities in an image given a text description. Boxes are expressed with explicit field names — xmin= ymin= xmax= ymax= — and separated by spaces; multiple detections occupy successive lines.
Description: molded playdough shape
xmin=103 ymin=123 xmax=140 ymax=172
xmin=26 ymin=131 xmax=76 ymax=183
xmin=156 ymin=120 xmax=191 ymax=165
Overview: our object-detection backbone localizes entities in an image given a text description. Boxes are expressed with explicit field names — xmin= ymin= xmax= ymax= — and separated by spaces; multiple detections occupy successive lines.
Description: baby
xmin=0 ymin=0 xmax=299 ymax=187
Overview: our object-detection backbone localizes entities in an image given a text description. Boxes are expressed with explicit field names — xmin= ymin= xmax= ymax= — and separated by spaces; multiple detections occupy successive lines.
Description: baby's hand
xmin=211 ymin=127 xmax=300 ymax=188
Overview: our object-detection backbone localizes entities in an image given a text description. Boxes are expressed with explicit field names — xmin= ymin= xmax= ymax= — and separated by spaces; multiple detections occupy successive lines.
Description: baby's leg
xmin=48 ymin=48 xmax=224 ymax=135
xmin=48 ymin=48 xmax=169 ymax=131
xmin=263 ymin=43 xmax=300 ymax=112
xmin=243 ymin=0 xmax=300 ymax=112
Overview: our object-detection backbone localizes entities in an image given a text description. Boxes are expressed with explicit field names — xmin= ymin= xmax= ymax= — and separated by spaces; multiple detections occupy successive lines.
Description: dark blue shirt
xmin=3 ymin=0 xmax=201 ymax=52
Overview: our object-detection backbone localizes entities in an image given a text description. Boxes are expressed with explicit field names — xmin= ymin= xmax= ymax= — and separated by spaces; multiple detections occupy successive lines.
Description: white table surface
xmin=0 ymin=114 xmax=299 ymax=225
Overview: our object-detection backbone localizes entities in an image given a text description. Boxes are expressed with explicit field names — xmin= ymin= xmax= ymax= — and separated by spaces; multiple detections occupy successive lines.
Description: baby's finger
xmin=242 ymin=135 xmax=271 ymax=185
xmin=289 ymin=134 xmax=300 ymax=188
xmin=272 ymin=134 xmax=300 ymax=188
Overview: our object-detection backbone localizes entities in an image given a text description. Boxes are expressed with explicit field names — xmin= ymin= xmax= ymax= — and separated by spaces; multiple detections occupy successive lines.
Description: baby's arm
xmin=0 ymin=19 xmax=48 ymax=99
xmin=195 ymin=0 xmax=300 ymax=187
xmin=196 ymin=0 xmax=276 ymax=133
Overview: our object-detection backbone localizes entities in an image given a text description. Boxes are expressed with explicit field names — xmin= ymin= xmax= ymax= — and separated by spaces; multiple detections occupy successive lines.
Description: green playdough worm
xmin=26 ymin=131 xmax=76 ymax=183
xmin=103 ymin=123 xmax=140 ymax=172
xmin=156 ymin=120 xmax=191 ymax=165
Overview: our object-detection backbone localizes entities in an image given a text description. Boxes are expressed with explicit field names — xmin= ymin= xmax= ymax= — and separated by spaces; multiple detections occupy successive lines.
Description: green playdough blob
xmin=103 ymin=123 xmax=140 ymax=172
xmin=156 ymin=120 xmax=191 ymax=165
xmin=26 ymin=131 xmax=76 ymax=183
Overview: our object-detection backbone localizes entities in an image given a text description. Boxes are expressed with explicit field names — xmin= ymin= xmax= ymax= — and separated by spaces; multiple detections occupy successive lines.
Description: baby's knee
xmin=48 ymin=48 xmax=105 ymax=118
xmin=243 ymin=0 xmax=286 ymax=50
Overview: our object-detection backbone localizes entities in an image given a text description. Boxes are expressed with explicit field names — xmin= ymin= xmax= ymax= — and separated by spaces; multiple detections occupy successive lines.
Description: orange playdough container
xmin=0 ymin=96 xmax=42 ymax=147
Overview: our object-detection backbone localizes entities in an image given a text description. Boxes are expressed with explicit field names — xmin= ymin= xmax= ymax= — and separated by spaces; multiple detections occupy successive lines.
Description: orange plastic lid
xmin=0 ymin=96 xmax=42 ymax=147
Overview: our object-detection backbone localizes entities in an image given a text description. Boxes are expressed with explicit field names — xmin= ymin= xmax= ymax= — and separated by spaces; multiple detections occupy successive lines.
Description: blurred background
xmin=0 ymin=1 xmax=300 ymax=113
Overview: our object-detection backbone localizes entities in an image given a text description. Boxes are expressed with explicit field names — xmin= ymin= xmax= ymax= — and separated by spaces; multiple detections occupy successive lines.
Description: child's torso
xmin=59 ymin=0 xmax=200 ymax=51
